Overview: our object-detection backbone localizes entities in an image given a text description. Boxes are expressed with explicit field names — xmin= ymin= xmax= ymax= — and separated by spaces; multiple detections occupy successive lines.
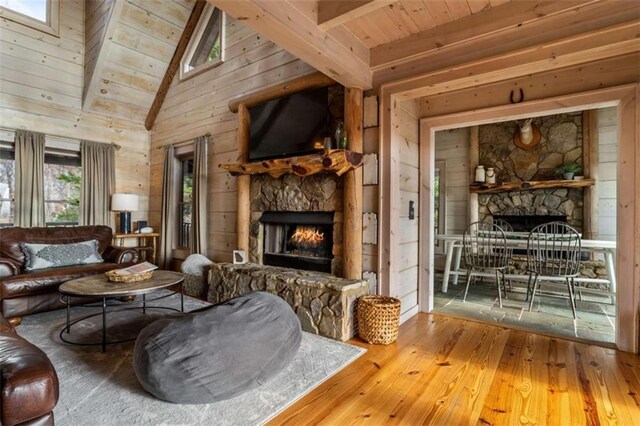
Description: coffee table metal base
xmin=60 ymin=288 xmax=184 ymax=352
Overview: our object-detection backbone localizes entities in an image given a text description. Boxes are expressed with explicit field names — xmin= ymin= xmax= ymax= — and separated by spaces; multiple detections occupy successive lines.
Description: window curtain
xmin=191 ymin=136 xmax=208 ymax=255
xmin=159 ymin=145 xmax=178 ymax=269
xmin=80 ymin=141 xmax=115 ymax=227
xmin=14 ymin=130 xmax=45 ymax=227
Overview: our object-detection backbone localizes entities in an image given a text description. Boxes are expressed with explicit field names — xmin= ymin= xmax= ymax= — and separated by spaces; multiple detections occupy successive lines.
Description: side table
xmin=113 ymin=232 xmax=160 ymax=264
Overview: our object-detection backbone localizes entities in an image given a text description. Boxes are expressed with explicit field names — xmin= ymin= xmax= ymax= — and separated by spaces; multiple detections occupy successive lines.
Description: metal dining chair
xmin=526 ymin=221 xmax=582 ymax=319
xmin=492 ymin=218 xmax=513 ymax=232
xmin=462 ymin=221 xmax=510 ymax=308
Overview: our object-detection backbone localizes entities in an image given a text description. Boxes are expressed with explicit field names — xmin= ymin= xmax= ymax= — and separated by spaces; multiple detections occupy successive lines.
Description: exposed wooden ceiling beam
xmin=317 ymin=0 xmax=395 ymax=30
xmin=82 ymin=0 xmax=124 ymax=113
xmin=387 ymin=21 xmax=640 ymax=100
xmin=145 ymin=0 xmax=207 ymax=131
xmin=373 ymin=0 xmax=640 ymax=86
xmin=371 ymin=0 xmax=598 ymax=69
xmin=209 ymin=0 xmax=372 ymax=89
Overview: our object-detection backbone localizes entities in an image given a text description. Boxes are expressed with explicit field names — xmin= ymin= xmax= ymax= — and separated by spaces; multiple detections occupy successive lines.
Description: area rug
xmin=18 ymin=292 xmax=366 ymax=425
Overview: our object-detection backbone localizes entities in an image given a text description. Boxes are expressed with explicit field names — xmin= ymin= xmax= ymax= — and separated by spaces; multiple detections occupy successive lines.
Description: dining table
xmin=436 ymin=232 xmax=617 ymax=297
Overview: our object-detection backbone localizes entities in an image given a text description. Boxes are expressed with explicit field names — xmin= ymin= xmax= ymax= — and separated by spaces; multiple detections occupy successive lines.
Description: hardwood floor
xmin=269 ymin=313 xmax=640 ymax=425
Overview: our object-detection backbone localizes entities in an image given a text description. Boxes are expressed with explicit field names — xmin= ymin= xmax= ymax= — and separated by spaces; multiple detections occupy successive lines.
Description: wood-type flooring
xmin=270 ymin=313 xmax=640 ymax=425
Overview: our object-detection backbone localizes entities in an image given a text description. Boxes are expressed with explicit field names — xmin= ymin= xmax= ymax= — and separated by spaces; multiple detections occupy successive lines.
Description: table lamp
xmin=111 ymin=193 xmax=138 ymax=234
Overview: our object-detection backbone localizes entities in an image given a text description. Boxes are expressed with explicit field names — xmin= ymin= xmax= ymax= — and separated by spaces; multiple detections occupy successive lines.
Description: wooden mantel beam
xmin=209 ymin=0 xmax=372 ymax=89
xmin=317 ymin=0 xmax=394 ymax=30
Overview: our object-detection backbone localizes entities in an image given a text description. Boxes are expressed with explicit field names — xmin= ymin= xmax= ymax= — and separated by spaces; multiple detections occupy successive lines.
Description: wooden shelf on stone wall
xmin=470 ymin=179 xmax=595 ymax=194
xmin=219 ymin=149 xmax=364 ymax=178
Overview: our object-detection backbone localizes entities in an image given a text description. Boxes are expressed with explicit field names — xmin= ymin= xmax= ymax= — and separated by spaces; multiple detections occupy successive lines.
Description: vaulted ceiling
xmin=84 ymin=0 xmax=639 ymax=127
xmin=211 ymin=0 xmax=639 ymax=90
xmin=83 ymin=0 xmax=195 ymax=123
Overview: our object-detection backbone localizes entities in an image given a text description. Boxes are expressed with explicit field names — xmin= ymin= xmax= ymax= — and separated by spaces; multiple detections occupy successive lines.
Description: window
xmin=0 ymin=0 xmax=59 ymax=36
xmin=177 ymin=157 xmax=193 ymax=249
xmin=44 ymin=153 xmax=81 ymax=226
xmin=0 ymin=148 xmax=15 ymax=227
xmin=434 ymin=161 xmax=446 ymax=254
xmin=180 ymin=5 xmax=225 ymax=80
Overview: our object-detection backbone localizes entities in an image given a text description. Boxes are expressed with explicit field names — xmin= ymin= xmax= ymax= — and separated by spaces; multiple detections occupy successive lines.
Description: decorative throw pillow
xmin=21 ymin=240 xmax=104 ymax=271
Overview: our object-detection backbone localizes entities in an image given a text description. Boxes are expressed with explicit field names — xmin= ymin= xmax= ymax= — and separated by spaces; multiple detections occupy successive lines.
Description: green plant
xmin=555 ymin=162 xmax=582 ymax=175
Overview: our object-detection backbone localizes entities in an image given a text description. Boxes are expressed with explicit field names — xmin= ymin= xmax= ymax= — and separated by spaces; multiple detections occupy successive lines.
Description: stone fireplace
xmin=260 ymin=211 xmax=334 ymax=273
xmin=478 ymin=112 xmax=584 ymax=232
xmin=249 ymin=173 xmax=344 ymax=276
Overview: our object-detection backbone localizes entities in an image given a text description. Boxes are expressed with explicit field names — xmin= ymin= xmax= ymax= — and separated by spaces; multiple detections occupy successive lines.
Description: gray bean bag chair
xmin=133 ymin=292 xmax=302 ymax=404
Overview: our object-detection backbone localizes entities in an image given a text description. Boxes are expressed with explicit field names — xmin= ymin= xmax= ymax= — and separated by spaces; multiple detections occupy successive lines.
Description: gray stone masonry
xmin=478 ymin=112 xmax=584 ymax=232
xmin=208 ymin=263 xmax=368 ymax=341
xmin=249 ymin=174 xmax=344 ymax=276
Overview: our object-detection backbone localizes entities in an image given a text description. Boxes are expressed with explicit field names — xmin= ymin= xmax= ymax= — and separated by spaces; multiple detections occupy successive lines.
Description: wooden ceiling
xmin=81 ymin=0 xmax=638 ymax=127
xmin=342 ymin=0 xmax=512 ymax=48
xmin=83 ymin=0 xmax=196 ymax=123
xmin=211 ymin=0 xmax=639 ymax=90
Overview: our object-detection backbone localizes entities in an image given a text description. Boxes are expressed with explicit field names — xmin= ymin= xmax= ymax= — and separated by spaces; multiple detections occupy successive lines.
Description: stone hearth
xmin=208 ymin=263 xmax=368 ymax=341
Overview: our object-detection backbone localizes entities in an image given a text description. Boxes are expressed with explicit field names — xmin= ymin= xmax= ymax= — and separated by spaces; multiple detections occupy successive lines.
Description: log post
xmin=236 ymin=104 xmax=251 ymax=252
xmin=343 ymin=88 xmax=363 ymax=279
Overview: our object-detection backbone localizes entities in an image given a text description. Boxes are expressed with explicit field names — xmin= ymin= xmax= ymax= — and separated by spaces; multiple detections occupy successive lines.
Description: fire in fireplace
xmin=260 ymin=212 xmax=334 ymax=273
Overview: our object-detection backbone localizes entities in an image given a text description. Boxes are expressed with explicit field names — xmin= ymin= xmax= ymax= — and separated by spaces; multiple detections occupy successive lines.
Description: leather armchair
xmin=1 ymin=313 xmax=59 ymax=426
xmin=0 ymin=226 xmax=139 ymax=322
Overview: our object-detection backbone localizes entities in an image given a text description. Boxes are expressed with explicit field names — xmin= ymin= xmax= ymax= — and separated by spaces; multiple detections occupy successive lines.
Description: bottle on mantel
xmin=335 ymin=121 xmax=348 ymax=149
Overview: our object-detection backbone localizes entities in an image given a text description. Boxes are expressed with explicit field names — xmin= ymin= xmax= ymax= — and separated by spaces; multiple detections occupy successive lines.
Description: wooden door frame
xmin=418 ymin=84 xmax=639 ymax=353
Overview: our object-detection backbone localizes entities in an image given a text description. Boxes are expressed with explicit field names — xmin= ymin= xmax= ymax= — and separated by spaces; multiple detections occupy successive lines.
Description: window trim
xmin=434 ymin=160 xmax=446 ymax=254
xmin=179 ymin=4 xmax=225 ymax=81
xmin=0 ymin=0 xmax=60 ymax=37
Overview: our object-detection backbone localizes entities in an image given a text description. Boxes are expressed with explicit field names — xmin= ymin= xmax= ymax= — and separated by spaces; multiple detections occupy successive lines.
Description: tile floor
xmin=433 ymin=273 xmax=616 ymax=345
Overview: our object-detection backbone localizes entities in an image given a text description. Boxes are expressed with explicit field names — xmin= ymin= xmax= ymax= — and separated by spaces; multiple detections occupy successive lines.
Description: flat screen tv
xmin=248 ymin=87 xmax=328 ymax=161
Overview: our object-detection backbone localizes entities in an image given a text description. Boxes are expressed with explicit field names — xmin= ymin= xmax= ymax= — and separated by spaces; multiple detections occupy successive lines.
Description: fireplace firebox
xmin=260 ymin=212 xmax=334 ymax=273
xmin=493 ymin=215 xmax=567 ymax=232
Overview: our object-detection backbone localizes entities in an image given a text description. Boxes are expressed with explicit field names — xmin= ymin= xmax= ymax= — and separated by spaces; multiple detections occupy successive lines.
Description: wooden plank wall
xmin=84 ymin=0 xmax=194 ymax=123
xmin=396 ymin=99 xmax=420 ymax=317
xmin=435 ymin=129 xmax=469 ymax=234
xmin=84 ymin=0 xmax=113 ymax=93
xmin=597 ymin=107 xmax=618 ymax=242
xmin=0 ymin=0 xmax=151 ymax=224
xmin=149 ymin=18 xmax=315 ymax=262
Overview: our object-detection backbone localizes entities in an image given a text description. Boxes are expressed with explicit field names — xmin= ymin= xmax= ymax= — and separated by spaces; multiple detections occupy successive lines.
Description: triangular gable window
xmin=180 ymin=5 xmax=225 ymax=80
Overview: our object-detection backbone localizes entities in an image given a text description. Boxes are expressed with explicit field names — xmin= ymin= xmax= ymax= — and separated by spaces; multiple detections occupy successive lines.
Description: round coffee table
xmin=59 ymin=270 xmax=185 ymax=352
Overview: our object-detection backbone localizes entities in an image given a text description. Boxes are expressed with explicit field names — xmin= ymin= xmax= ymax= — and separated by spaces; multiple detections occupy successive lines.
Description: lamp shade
xmin=111 ymin=193 xmax=139 ymax=212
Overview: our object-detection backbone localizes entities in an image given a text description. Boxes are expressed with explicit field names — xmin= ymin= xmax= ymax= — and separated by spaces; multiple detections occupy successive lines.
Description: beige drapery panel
xmin=159 ymin=145 xmax=178 ymax=269
xmin=191 ymin=136 xmax=208 ymax=255
xmin=80 ymin=141 xmax=115 ymax=227
xmin=14 ymin=130 xmax=45 ymax=227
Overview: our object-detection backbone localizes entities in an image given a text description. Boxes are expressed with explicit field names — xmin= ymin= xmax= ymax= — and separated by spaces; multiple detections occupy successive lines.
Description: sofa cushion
xmin=0 ymin=226 xmax=113 ymax=268
xmin=21 ymin=240 xmax=103 ymax=271
xmin=133 ymin=292 xmax=302 ymax=404
xmin=1 ymin=263 xmax=124 ymax=299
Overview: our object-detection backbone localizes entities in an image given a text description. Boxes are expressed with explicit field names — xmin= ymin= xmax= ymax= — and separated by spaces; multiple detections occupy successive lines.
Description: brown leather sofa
xmin=0 ymin=226 xmax=138 ymax=323
xmin=1 ymin=312 xmax=59 ymax=426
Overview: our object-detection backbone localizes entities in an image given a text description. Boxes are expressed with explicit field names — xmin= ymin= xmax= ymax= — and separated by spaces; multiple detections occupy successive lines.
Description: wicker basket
xmin=105 ymin=270 xmax=153 ymax=283
xmin=357 ymin=295 xmax=401 ymax=345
